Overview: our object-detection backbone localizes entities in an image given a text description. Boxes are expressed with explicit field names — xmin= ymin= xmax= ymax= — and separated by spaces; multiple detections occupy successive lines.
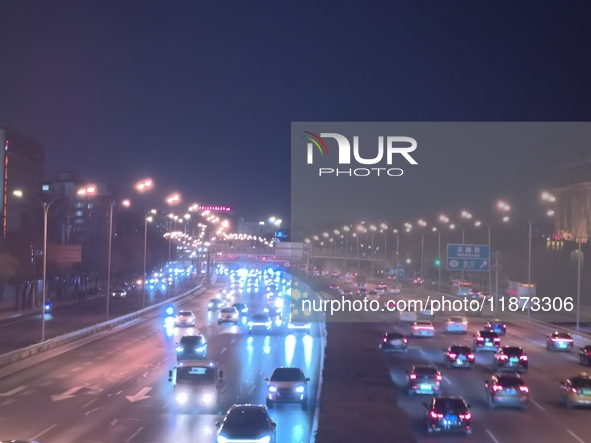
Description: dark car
xmin=423 ymin=396 xmax=472 ymax=435
xmin=341 ymin=289 xmax=353 ymax=296
xmin=406 ymin=364 xmax=442 ymax=396
xmin=494 ymin=346 xmax=528 ymax=373
xmin=207 ymin=298 xmax=225 ymax=311
xmin=381 ymin=332 xmax=407 ymax=352
xmin=232 ymin=303 xmax=249 ymax=317
xmin=443 ymin=345 xmax=475 ymax=368
xmin=357 ymin=288 xmax=368 ymax=297
xmin=176 ymin=335 xmax=207 ymax=361
xmin=579 ymin=345 xmax=591 ymax=366
xmin=263 ymin=304 xmax=281 ymax=318
xmin=264 ymin=367 xmax=310 ymax=410
xmin=216 ymin=404 xmax=277 ymax=443
xmin=485 ymin=373 xmax=529 ymax=409
xmin=473 ymin=330 xmax=500 ymax=352
xmin=547 ymin=331 xmax=574 ymax=352
xmin=485 ymin=319 xmax=506 ymax=336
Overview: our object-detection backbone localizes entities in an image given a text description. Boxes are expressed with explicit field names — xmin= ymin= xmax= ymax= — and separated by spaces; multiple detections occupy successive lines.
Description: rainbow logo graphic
xmin=303 ymin=131 xmax=328 ymax=157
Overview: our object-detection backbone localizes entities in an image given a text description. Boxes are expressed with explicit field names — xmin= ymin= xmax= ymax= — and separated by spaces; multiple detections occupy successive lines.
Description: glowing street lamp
xmin=135 ymin=179 xmax=153 ymax=192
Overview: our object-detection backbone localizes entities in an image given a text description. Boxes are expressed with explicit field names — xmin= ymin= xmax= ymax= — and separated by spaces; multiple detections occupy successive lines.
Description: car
xmin=387 ymin=274 xmax=396 ymax=280
xmin=493 ymin=346 xmax=528 ymax=373
xmin=169 ymin=360 xmax=224 ymax=408
xmin=406 ymin=364 xmax=442 ymax=396
xmin=579 ymin=345 xmax=591 ymax=366
xmin=175 ymin=310 xmax=196 ymax=327
xmin=423 ymin=396 xmax=472 ymax=435
xmin=357 ymin=288 xmax=368 ymax=297
xmin=547 ymin=331 xmax=574 ymax=352
xmin=366 ymin=290 xmax=379 ymax=301
xmin=248 ymin=314 xmax=272 ymax=333
xmin=329 ymin=284 xmax=339 ymax=291
xmin=218 ymin=307 xmax=239 ymax=325
xmin=355 ymin=282 xmax=367 ymax=289
xmin=443 ymin=345 xmax=475 ymax=368
xmin=485 ymin=319 xmax=506 ymax=336
xmin=111 ymin=287 xmax=127 ymax=298
xmin=176 ymin=335 xmax=207 ymax=361
xmin=232 ymin=303 xmax=249 ymax=317
xmin=473 ymin=330 xmax=500 ymax=352
xmin=341 ymin=289 xmax=353 ymax=296
xmin=331 ymin=272 xmax=340 ymax=279
xmin=485 ymin=373 xmax=529 ymax=409
xmin=215 ymin=404 xmax=277 ymax=443
xmin=208 ymin=298 xmax=226 ymax=311
xmin=411 ymin=321 xmax=435 ymax=337
xmin=560 ymin=372 xmax=591 ymax=408
xmin=375 ymin=283 xmax=388 ymax=294
xmin=399 ymin=310 xmax=418 ymax=322
xmin=388 ymin=285 xmax=401 ymax=294
xmin=263 ymin=304 xmax=281 ymax=318
xmin=287 ymin=321 xmax=311 ymax=333
xmin=413 ymin=277 xmax=424 ymax=285
xmin=380 ymin=332 xmax=407 ymax=352
xmin=445 ymin=317 xmax=468 ymax=334
xmin=264 ymin=367 xmax=310 ymax=410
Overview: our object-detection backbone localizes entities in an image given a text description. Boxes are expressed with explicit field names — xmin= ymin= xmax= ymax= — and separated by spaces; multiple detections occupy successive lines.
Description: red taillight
xmin=410 ymin=374 xmax=416 ymax=379
xmin=519 ymin=386 xmax=529 ymax=393
xmin=448 ymin=353 xmax=457 ymax=359
xmin=520 ymin=355 xmax=528 ymax=361
xmin=477 ymin=337 xmax=484 ymax=341
xmin=493 ymin=385 xmax=503 ymax=392
xmin=499 ymin=355 xmax=508 ymax=360
xmin=430 ymin=411 xmax=443 ymax=419
xmin=572 ymin=387 xmax=578 ymax=393
xmin=494 ymin=338 xmax=500 ymax=342
xmin=468 ymin=354 xmax=475 ymax=359
xmin=459 ymin=413 xmax=471 ymax=420
xmin=403 ymin=338 xmax=407 ymax=343
xmin=383 ymin=338 xmax=387 ymax=342
xmin=436 ymin=375 xmax=442 ymax=381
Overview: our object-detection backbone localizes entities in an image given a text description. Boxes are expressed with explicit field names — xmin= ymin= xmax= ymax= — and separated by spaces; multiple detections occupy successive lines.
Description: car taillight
xmin=493 ymin=338 xmax=500 ymax=342
xmin=493 ymin=385 xmax=503 ymax=392
xmin=448 ymin=353 xmax=457 ymax=359
xmin=436 ymin=375 xmax=442 ymax=381
xmin=477 ymin=337 xmax=484 ymax=341
xmin=403 ymin=338 xmax=407 ymax=343
xmin=519 ymin=386 xmax=529 ymax=393
xmin=459 ymin=413 xmax=471 ymax=420
xmin=499 ymin=355 xmax=508 ymax=360
xmin=383 ymin=338 xmax=387 ymax=342
xmin=430 ymin=411 xmax=443 ymax=419
xmin=468 ymin=354 xmax=475 ymax=359
xmin=410 ymin=374 xmax=416 ymax=379
xmin=520 ymin=355 xmax=528 ymax=361
xmin=572 ymin=387 xmax=578 ymax=393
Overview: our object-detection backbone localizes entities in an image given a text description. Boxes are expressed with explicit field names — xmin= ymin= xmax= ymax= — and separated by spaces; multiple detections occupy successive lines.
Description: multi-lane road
xmin=320 ymin=278 xmax=591 ymax=443
xmin=0 ymin=275 xmax=323 ymax=443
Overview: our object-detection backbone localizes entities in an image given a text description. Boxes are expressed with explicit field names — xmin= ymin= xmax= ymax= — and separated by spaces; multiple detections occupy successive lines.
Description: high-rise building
xmin=0 ymin=129 xmax=45 ymax=237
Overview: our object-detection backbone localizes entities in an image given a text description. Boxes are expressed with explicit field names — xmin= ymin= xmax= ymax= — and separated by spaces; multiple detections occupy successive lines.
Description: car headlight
xmin=217 ymin=436 xmax=229 ymax=443
xmin=248 ymin=322 xmax=254 ymax=327
xmin=176 ymin=346 xmax=183 ymax=352
xmin=268 ymin=386 xmax=277 ymax=392
xmin=176 ymin=392 xmax=188 ymax=404
xmin=202 ymin=393 xmax=214 ymax=404
xmin=295 ymin=386 xmax=305 ymax=393
xmin=265 ymin=321 xmax=272 ymax=327
xmin=242 ymin=308 xmax=248 ymax=312
xmin=287 ymin=323 xmax=295 ymax=329
xmin=264 ymin=308 xmax=269 ymax=313
xmin=196 ymin=346 xmax=205 ymax=352
xmin=258 ymin=437 xmax=271 ymax=443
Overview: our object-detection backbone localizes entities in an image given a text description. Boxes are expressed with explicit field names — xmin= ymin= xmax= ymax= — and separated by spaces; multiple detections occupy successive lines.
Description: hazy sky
xmin=1 ymin=1 xmax=590 ymax=222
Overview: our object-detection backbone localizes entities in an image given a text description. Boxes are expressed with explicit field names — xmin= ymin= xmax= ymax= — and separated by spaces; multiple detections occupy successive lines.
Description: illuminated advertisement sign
xmin=199 ymin=205 xmax=232 ymax=212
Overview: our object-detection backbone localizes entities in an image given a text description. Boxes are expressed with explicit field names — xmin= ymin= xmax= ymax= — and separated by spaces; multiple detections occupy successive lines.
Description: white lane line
xmin=486 ymin=429 xmax=500 ymax=443
xmin=83 ymin=398 xmax=97 ymax=408
xmin=567 ymin=429 xmax=586 ymax=443
xmin=70 ymin=367 xmax=83 ymax=372
xmin=531 ymin=399 xmax=545 ymax=411
xmin=125 ymin=426 xmax=144 ymax=442
xmin=220 ymin=347 xmax=227 ymax=355
xmin=247 ymin=385 xmax=255 ymax=396
xmin=532 ymin=364 xmax=548 ymax=372
xmin=0 ymin=399 xmax=15 ymax=406
xmin=31 ymin=424 xmax=57 ymax=440
xmin=231 ymin=338 xmax=236 ymax=343
xmin=39 ymin=381 xmax=53 ymax=387
xmin=443 ymin=376 xmax=452 ymax=385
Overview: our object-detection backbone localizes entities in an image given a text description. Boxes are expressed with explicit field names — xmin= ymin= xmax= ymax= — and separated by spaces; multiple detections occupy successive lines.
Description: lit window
xmin=87 ymin=204 xmax=93 ymax=209
xmin=76 ymin=211 xmax=83 ymax=217
xmin=42 ymin=184 xmax=50 ymax=191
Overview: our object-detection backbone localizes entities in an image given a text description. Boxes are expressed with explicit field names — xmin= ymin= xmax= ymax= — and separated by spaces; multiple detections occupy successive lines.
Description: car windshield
xmin=386 ymin=333 xmax=404 ymax=339
xmin=554 ymin=333 xmax=571 ymax=339
xmin=176 ymin=367 xmax=215 ymax=384
xmin=450 ymin=317 xmax=465 ymax=323
xmin=178 ymin=311 xmax=192 ymax=316
xmin=224 ymin=408 xmax=269 ymax=429
xmin=450 ymin=346 xmax=471 ymax=353
xmin=572 ymin=378 xmax=591 ymax=389
xmin=497 ymin=377 xmax=525 ymax=387
xmin=180 ymin=336 xmax=203 ymax=346
xmin=502 ymin=347 xmax=523 ymax=356
xmin=210 ymin=299 xmax=220 ymax=303
xmin=433 ymin=398 xmax=467 ymax=413
xmin=480 ymin=331 xmax=497 ymax=338
xmin=416 ymin=322 xmax=432 ymax=326
xmin=252 ymin=315 xmax=269 ymax=322
xmin=221 ymin=308 xmax=236 ymax=313
xmin=413 ymin=366 xmax=437 ymax=376
xmin=368 ymin=291 xmax=378 ymax=295
xmin=270 ymin=368 xmax=304 ymax=382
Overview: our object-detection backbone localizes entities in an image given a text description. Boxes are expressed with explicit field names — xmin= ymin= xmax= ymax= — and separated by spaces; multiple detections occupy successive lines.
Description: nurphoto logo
xmin=303 ymin=131 xmax=418 ymax=177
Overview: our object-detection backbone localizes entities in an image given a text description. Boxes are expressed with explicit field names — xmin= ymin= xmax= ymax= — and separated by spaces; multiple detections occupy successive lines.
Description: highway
xmin=0 ymin=274 xmax=198 ymax=355
xmin=319 ymin=277 xmax=591 ymax=443
xmin=0 ymin=272 xmax=323 ymax=443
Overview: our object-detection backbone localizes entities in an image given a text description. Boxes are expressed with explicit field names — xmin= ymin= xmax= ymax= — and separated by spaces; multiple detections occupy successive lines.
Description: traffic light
xmin=434 ymin=259 xmax=441 ymax=267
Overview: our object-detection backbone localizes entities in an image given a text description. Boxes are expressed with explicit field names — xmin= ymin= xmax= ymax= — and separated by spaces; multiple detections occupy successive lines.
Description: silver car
xmin=265 ymin=367 xmax=310 ymax=410
xmin=218 ymin=307 xmax=239 ymax=325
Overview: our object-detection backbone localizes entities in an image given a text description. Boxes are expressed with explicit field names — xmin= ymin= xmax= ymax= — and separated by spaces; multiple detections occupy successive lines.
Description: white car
xmin=445 ymin=316 xmax=468 ymax=334
xmin=175 ymin=310 xmax=196 ymax=327
xmin=389 ymin=286 xmax=401 ymax=294
xmin=218 ymin=307 xmax=239 ymax=325
xmin=111 ymin=287 xmax=127 ymax=298
xmin=287 ymin=321 xmax=311 ymax=333
xmin=366 ymin=290 xmax=380 ymax=301
xmin=399 ymin=310 xmax=418 ymax=322
xmin=411 ymin=321 xmax=435 ymax=337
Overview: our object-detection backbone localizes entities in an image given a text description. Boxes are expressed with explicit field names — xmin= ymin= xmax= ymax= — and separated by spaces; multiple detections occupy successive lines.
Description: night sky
xmin=1 ymin=1 xmax=590 ymax=223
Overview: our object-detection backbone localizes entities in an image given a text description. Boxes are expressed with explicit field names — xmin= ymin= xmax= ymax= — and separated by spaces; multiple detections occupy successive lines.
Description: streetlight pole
xmin=438 ymin=229 xmax=441 ymax=293
xmin=106 ymin=201 xmax=114 ymax=322
xmin=576 ymin=209 xmax=591 ymax=331
xmin=142 ymin=214 xmax=150 ymax=309
xmin=418 ymin=220 xmax=427 ymax=279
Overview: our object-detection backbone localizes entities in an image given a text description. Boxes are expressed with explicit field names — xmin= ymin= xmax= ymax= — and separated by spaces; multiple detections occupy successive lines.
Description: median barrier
xmin=0 ymin=283 xmax=206 ymax=369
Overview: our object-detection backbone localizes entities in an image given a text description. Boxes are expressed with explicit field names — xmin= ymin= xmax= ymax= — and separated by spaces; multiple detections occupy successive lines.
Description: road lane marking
xmin=532 ymin=364 xmax=548 ymax=372
xmin=83 ymin=398 xmax=97 ymax=408
xmin=0 ymin=399 xmax=15 ymax=406
xmin=125 ymin=426 xmax=144 ymax=442
xmin=567 ymin=429 xmax=586 ymax=443
xmin=30 ymin=424 xmax=57 ymax=440
xmin=247 ymin=385 xmax=256 ymax=396
xmin=231 ymin=338 xmax=236 ymax=343
xmin=70 ymin=367 xmax=83 ymax=372
xmin=486 ymin=429 xmax=500 ymax=443
xmin=444 ymin=376 xmax=452 ymax=385
xmin=531 ymin=399 xmax=545 ymax=411
xmin=0 ymin=386 xmax=26 ymax=396
xmin=220 ymin=347 xmax=227 ymax=354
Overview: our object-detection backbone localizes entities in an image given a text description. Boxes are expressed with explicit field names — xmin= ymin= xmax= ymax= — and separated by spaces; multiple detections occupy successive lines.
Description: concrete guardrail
xmin=0 ymin=282 xmax=206 ymax=369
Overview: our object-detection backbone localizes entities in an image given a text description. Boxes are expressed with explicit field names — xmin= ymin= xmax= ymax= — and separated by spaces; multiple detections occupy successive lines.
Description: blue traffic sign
xmin=446 ymin=244 xmax=490 ymax=271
